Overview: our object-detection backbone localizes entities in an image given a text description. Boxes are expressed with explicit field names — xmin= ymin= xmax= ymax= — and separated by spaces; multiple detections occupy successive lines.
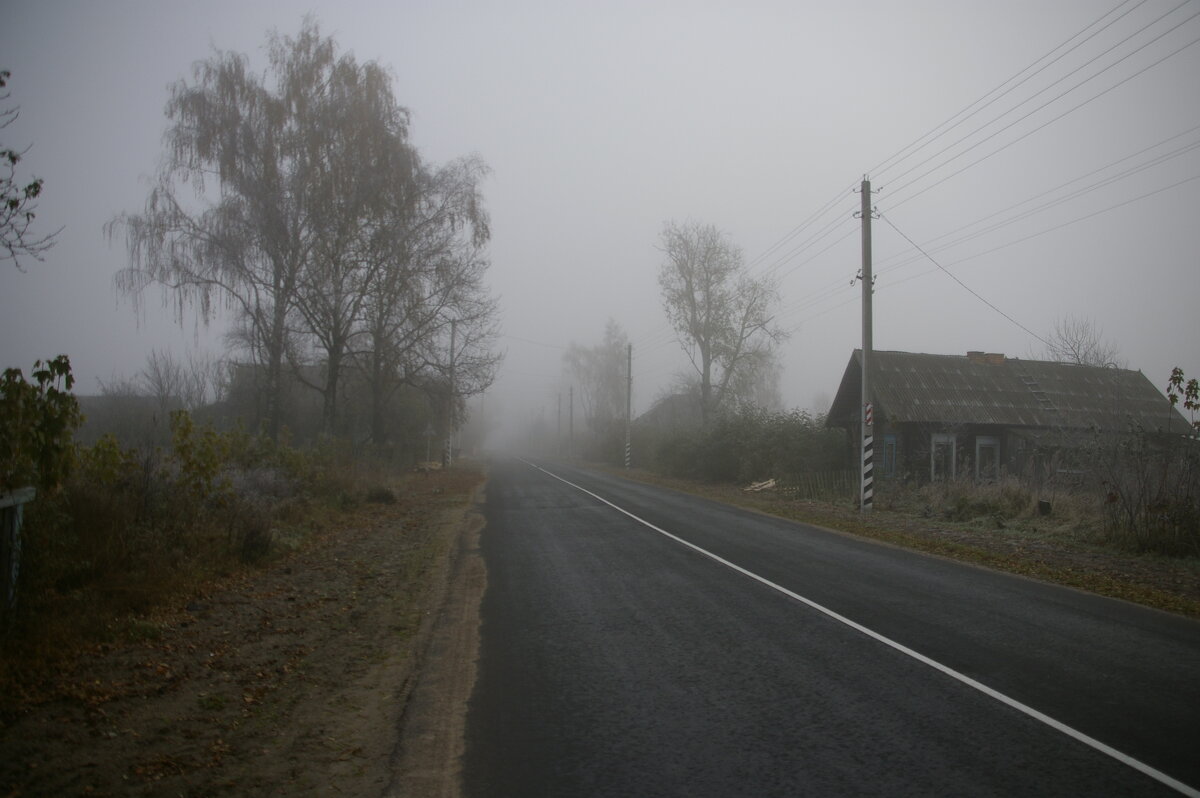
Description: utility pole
xmin=568 ymin=385 xmax=574 ymax=459
xmin=858 ymin=177 xmax=875 ymax=512
xmin=625 ymin=343 xmax=633 ymax=469
xmin=557 ymin=392 xmax=562 ymax=457
xmin=445 ymin=318 xmax=457 ymax=469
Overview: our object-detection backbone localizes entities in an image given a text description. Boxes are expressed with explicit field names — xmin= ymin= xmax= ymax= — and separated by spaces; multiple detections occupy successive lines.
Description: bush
xmin=644 ymin=405 xmax=844 ymax=484
xmin=7 ymin=409 xmax=385 ymax=646
xmin=1097 ymin=431 xmax=1199 ymax=556
xmin=365 ymin=486 xmax=397 ymax=504
xmin=0 ymin=355 xmax=82 ymax=492
xmin=920 ymin=476 xmax=1033 ymax=524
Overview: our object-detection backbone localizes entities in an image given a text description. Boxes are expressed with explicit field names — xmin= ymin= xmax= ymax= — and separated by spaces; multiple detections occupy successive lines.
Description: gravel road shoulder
xmin=0 ymin=467 xmax=486 ymax=797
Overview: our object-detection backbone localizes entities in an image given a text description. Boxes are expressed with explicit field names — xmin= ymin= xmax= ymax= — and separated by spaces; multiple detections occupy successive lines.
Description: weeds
xmin=917 ymin=476 xmax=1033 ymax=524
xmin=2 ymin=411 xmax=401 ymax=672
xmin=1095 ymin=431 xmax=1200 ymax=557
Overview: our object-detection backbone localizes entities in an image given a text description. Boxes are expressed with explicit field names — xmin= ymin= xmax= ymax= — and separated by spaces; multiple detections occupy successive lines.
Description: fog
xmin=2 ymin=0 xmax=1198 ymax=449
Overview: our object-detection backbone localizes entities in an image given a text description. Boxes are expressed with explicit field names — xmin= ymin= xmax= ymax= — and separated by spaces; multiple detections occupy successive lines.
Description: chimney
xmin=967 ymin=351 xmax=1005 ymax=365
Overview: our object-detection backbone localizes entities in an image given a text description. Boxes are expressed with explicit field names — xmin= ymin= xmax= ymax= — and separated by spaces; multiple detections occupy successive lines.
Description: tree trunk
xmin=321 ymin=343 xmax=343 ymax=437
xmin=369 ymin=347 xmax=388 ymax=445
xmin=265 ymin=315 xmax=287 ymax=442
xmin=700 ymin=344 xmax=713 ymax=425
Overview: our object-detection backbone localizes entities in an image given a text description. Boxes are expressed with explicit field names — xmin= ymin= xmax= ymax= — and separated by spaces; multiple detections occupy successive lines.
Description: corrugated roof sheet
xmin=830 ymin=350 xmax=1189 ymax=433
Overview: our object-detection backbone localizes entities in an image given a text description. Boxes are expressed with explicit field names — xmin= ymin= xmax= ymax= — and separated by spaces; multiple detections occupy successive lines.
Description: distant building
xmin=827 ymin=350 xmax=1191 ymax=483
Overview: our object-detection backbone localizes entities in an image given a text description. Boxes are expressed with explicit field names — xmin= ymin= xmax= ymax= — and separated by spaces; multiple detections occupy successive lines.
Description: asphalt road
xmin=463 ymin=459 xmax=1200 ymax=797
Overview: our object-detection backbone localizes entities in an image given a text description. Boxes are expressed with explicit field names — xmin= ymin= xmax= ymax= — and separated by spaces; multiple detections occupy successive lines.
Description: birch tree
xmin=355 ymin=155 xmax=498 ymax=445
xmin=1 ymin=70 xmax=58 ymax=269
xmin=657 ymin=220 xmax=785 ymax=423
xmin=563 ymin=320 xmax=629 ymax=434
xmin=110 ymin=20 xmax=415 ymax=439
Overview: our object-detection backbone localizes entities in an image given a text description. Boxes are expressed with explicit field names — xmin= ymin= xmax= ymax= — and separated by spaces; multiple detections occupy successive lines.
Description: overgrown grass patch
xmin=605 ymin=466 xmax=1200 ymax=618
xmin=0 ymin=417 xmax=440 ymax=713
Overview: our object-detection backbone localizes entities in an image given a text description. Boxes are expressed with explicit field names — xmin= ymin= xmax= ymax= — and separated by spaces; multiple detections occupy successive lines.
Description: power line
xmin=883 ymin=0 xmax=1192 ymax=190
xmin=903 ymin=171 xmax=1200 ymax=275
xmin=871 ymin=0 xmax=1145 ymax=180
xmin=879 ymin=213 xmax=1052 ymax=348
xmin=874 ymin=126 xmax=1200 ymax=275
xmin=500 ymin=333 xmax=566 ymax=350
xmin=743 ymin=181 xmax=859 ymax=275
xmin=773 ymin=5 xmax=1199 ymax=339
xmin=884 ymin=12 xmax=1200 ymax=209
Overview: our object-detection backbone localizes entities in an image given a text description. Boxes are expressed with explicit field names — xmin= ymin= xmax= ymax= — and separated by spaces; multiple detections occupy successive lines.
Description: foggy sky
xmin=2 ymin=0 xmax=1198 ymax=437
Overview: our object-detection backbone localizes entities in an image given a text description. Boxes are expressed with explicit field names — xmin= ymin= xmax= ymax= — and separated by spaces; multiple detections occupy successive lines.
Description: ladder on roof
xmin=1020 ymin=373 xmax=1060 ymax=416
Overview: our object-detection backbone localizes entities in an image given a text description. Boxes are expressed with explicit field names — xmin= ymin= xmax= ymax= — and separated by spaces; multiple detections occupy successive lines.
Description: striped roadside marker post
xmin=862 ymin=402 xmax=874 ymax=511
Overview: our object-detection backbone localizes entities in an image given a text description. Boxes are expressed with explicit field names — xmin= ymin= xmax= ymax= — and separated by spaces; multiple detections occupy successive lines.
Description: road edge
xmin=385 ymin=476 xmax=487 ymax=798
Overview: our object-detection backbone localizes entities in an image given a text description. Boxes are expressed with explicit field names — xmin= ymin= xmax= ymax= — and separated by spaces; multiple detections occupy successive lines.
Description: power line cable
xmin=759 ymin=209 xmax=860 ymax=283
xmin=906 ymin=171 xmax=1200 ymax=274
xmin=870 ymin=0 xmax=1143 ymax=179
xmin=879 ymin=213 xmax=1053 ymax=348
xmin=883 ymin=0 xmax=1191 ymax=189
xmin=500 ymin=333 xmax=566 ymax=350
xmin=875 ymin=130 xmax=1200 ymax=275
xmin=743 ymin=181 xmax=859 ymax=274
xmin=883 ymin=16 xmax=1200 ymax=209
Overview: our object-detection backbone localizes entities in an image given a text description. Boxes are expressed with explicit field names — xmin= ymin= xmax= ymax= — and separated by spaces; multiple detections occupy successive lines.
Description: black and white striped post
xmin=862 ymin=402 xmax=874 ymax=510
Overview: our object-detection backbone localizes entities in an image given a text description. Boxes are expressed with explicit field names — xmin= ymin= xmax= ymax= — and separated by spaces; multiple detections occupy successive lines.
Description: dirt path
xmin=387 ymin=500 xmax=486 ymax=798
xmin=0 ymin=468 xmax=485 ymax=797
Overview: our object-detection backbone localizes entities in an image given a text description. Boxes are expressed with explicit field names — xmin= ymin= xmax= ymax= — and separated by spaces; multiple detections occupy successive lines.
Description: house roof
xmin=635 ymin=391 xmax=703 ymax=429
xmin=828 ymin=350 xmax=1190 ymax=433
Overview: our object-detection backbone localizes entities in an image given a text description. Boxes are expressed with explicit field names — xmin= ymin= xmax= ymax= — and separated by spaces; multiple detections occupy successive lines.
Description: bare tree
xmin=1040 ymin=315 xmax=1121 ymax=367
xmin=284 ymin=39 xmax=419 ymax=435
xmin=139 ymin=349 xmax=187 ymax=417
xmin=140 ymin=349 xmax=222 ymax=413
xmin=658 ymin=220 xmax=786 ymax=423
xmin=109 ymin=20 xmax=405 ymax=440
xmin=563 ymin=320 xmax=629 ymax=434
xmin=355 ymin=156 xmax=498 ymax=445
xmin=1 ymin=70 xmax=59 ymax=269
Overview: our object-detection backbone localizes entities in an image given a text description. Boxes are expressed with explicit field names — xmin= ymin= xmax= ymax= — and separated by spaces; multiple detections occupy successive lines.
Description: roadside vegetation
xmin=1 ymin=350 xmax=489 ymax=794
xmin=583 ymin=383 xmax=1200 ymax=617
xmin=1 ymin=364 xmax=425 ymax=694
xmin=2 ymin=19 xmax=499 ymax=719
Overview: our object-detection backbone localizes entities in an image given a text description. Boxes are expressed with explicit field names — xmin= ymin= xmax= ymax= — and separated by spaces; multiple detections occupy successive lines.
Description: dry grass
xmin=607 ymin=467 xmax=1200 ymax=618
xmin=0 ymin=436 xmax=420 ymax=709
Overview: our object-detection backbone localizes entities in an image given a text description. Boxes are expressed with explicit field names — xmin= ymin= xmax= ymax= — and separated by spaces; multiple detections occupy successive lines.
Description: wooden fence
xmin=777 ymin=471 xmax=857 ymax=502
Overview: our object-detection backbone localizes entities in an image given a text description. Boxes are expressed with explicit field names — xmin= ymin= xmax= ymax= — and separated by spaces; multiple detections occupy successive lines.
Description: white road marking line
xmin=522 ymin=459 xmax=1200 ymax=798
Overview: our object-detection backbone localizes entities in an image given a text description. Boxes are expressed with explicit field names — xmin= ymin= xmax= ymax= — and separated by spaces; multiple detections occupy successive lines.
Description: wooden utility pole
xmin=445 ymin=319 xmax=457 ymax=469
xmin=859 ymin=178 xmax=874 ymax=513
xmin=625 ymin=343 xmax=633 ymax=469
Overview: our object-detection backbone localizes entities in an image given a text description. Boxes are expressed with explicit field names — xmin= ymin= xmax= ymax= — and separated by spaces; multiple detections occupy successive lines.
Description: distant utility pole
xmin=625 ymin=343 xmax=633 ymax=469
xmin=557 ymin=392 xmax=562 ymax=457
xmin=569 ymin=385 xmax=575 ymax=459
xmin=445 ymin=318 xmax=457 ymax=469
xmin=857 ymin=177 xmax=876 ymax=513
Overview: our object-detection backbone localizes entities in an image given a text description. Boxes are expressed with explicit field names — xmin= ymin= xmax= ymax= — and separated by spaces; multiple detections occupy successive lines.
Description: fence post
xmin=1 ymin=487 xmax=36 ymax=620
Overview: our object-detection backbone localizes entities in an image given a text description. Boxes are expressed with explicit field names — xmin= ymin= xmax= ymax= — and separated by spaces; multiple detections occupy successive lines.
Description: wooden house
xmin=827 ymin=350 xmax=1191 ymax=483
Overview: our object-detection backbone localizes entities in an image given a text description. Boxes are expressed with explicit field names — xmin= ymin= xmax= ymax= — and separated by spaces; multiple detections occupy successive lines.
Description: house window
xmin=976 ymin=436 xmax=1000 ymax=481
xmin=882 ymin=434 xmax=898 ymax=478
xmin=931 ymin=433 xmax=955 ymax=481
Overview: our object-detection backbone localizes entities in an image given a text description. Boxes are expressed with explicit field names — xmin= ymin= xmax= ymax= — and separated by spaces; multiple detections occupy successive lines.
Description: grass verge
xmin=605 ymin=467 xmax=1200 ymax=619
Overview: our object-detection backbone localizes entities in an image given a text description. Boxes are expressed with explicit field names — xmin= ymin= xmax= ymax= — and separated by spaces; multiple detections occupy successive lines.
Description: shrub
xmin=365 ymin=486 xmax=397 ymax=504
xmin=1097 ymin=430 xmax=1199 ymax=556
xmin=644 ymin=404 xmax=844 ymax=484
xmin=0 ymin=355 xmax=82 ymax=493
